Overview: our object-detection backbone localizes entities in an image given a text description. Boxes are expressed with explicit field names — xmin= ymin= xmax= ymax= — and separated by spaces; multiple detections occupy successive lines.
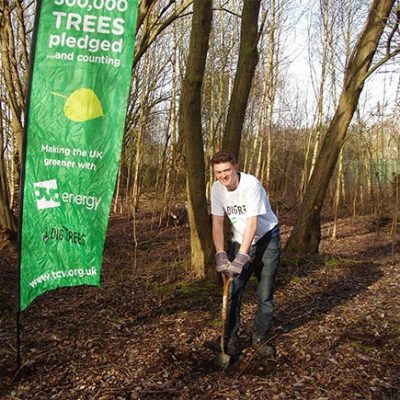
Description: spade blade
xmin=215 ymin=351 xmax=230 ymax=369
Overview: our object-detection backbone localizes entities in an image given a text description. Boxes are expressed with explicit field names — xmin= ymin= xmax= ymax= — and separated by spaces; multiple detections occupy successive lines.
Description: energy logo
xmin=33 ymin=179 xmax=101 ymax=211
xmin=33 ymin=179 xmax=61 ymax=210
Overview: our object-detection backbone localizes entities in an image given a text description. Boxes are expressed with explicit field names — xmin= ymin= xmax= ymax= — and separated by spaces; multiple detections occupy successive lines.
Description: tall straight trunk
xmin=0 ymin=3 xmax=24 ymax=159
xmin=298 ymin=128 xmax=313 ymax=201
xmin=0 ymin=107 xmax=17 ymax=232
xmin=132 ymin=51 xmax=151 ymax=213
xmin=331 ymin=149 xmax=343 ymax=239
xmin=113 ymin=163 xmax=122 ymax=213
xmin=162 ymin=14 xmax=178 ymax=208
xmin=261 ymin=0 xmax=278 ymax=184
xmin=286 ymin=0 xmax=395 ymax=255
xmin=131 ymin=131 xmax=142 ymax=213
xmin=0 ymin=169 xmax=16 ymax=232
xmin=216 ymin=8 xmax=227 ymax=150
xmin=0 ymin=65 xmax=13 ymax=232
xmin=329 ymin=10 xmax=340 ymax=239
xmin=180 ymin=0 xmax=214 ymax=278
xmin=15 ymin=0 xmax=29 ymax=90
xmin=352 ymin=100 xmax=365 ymax=218
xmin=223 ymin=0 xmax=261 ymax=160
xmin=156 ymin=112 xmax=171 ymax=206
xmin=207 ymin=25 xmax=216 ymax=200
xmin=352 ymin=165 xmax=360 ymax=218
xmin=308 ymin=0 xmax=330 ymax=181
xmin=125 ymin=152 xmax=132 ymax=211
xmin=252 ymin=73 xmax=267 ymax=176
xmin=366 ymin=153 xmax=375 ymax=213
xmin=0 ymin=100 xmax=17 ymax=232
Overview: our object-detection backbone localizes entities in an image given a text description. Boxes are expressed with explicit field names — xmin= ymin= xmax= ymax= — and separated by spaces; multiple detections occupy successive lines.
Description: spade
xmin=215 ymin=274 xmax=233 ymax=369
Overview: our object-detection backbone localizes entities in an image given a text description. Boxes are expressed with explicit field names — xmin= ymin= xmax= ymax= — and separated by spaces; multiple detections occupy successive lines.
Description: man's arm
xmin=239 ymin=216 xmax=258 ymax=255
xmin=224 ymin=216 xmax=258 ymax=275
xmin=212 ymin=214 xmax=225 ymax=252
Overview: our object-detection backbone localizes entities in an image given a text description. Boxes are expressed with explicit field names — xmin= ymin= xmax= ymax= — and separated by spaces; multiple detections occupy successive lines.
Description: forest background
xmin=1 ymin=0 xmax=400 ymax=264
xmin=1 ymin=0 xmax=400 ymax=257
xmin=1 ymin=0 xmax=400 ymax=399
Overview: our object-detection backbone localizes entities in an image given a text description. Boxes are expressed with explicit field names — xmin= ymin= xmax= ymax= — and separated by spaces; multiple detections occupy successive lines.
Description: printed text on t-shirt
xmin=226 ymin=205 xmax=247 ymax=216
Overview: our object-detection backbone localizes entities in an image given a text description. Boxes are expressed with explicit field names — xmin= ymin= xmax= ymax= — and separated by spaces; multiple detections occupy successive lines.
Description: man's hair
xmin=211 ymin=150 xmax=237 ymax=166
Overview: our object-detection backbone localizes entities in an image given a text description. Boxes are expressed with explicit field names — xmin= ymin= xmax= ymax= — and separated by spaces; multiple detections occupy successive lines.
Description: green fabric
xmin=20 ymin=0 xmax=138 ymax=310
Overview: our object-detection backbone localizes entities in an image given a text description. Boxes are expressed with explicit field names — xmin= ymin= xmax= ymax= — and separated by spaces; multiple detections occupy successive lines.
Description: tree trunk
xmin=285 ymin=0 xmax=395 ymax=255
xmin=0 ymin=3 xmax=24 ymax=159
xmin=206 ymin=25 xmax=216 ymax=201
xmin=0 ymin=104 xmax=17 ymax=232
xmin=262 ymin=0 xmax=279 ymax=185
xmin=223 ymin=0 xmax=261 ymax=160
xmin=161 ymin=17 xmax=179 ymax=223
xmin=180 ymin=0 xmax=214 ymax=279
xmin=0 ymin=172 xmax=16 ymax=233
xmin=331 ymin=149 xmax=343 ymax=239
xmin=132 ymin=52 xmax=150 ymax=213
xmin=0 ymin=3 xmax=18 ymax=233
xmin=113 ymin=163 xmax=122 ymax=213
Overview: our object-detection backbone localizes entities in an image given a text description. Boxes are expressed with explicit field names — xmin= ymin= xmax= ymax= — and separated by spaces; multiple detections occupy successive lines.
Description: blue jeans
xmin=227 ymin=225 xmax=280 ymax=341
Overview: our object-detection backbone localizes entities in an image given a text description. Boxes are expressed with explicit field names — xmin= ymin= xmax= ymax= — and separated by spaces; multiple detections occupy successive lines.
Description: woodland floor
xmin=0 ymin=201 xmax=399 ymax=400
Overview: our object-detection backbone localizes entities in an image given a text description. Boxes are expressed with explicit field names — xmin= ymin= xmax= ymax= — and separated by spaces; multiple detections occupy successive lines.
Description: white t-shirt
xmin=211 ymin=172 xmax=278 ymax=244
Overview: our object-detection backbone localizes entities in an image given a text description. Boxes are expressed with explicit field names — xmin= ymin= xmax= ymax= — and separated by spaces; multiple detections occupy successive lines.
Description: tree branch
xmin=136 ymin=0 xmax=157 ymax=34
xmin=133 ymin=0 xmax=193 ymax=69
xmin=363 ymin=45 xmax=400 ymax=82
xmin=386 ymin=5 xmax=400 ymax=55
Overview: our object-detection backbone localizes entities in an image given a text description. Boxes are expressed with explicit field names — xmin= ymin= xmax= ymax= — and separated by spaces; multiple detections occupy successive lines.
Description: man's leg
xmin=253 ymin=227 xmax=280 ymax=345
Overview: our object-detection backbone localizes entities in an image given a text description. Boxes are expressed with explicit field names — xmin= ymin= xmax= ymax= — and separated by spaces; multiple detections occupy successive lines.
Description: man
xmin=210 ymin=150 xmax=280 ymax=357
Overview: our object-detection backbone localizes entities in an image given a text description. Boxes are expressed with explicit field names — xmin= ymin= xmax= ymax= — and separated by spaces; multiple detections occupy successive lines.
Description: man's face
xmin=212 ymin=161 xmax=239 ymax=190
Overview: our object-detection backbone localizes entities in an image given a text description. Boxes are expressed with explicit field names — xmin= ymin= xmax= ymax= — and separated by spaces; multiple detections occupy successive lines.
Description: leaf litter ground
xmin=0 ymin=207 xmax=399 ymax=400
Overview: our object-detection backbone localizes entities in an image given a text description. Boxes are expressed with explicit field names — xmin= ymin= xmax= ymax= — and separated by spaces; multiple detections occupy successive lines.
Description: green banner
xmin=20 ymin=0 xmax=139 ymax=310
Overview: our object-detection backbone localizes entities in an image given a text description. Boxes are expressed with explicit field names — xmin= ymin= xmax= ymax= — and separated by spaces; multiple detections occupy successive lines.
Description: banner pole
xmin=15 ymin=0 xmax=43 ymax=372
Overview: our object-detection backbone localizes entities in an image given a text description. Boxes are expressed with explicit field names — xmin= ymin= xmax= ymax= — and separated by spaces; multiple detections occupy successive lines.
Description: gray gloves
xmin=227 ymin=252 xmax=251 ymax=274
xmin=215 ymin=251 xmax=251 ymax=276
xmin=215 ymin=251 xmax=229 ymax=272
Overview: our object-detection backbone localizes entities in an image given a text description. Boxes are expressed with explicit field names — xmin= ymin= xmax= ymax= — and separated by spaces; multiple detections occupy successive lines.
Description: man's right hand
xmin=215 ymin=251 xmax=229 ymax=272
xmin=226 ymin=252 xmax=251 ymax=275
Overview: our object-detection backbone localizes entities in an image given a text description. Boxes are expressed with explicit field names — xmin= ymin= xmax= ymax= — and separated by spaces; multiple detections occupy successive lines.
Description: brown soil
xmin=0 ymin=207 xmax=399 ymax=400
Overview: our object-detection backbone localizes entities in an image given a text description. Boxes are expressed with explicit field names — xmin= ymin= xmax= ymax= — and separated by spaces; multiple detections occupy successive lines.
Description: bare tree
xmin=180 ymin=0 xmax=214 ymax=278
xmin=286 ymin=0 xmax=397 ymax=255
xmin=133 ymin=0 xmax=193 ymax=68
xmin=223 ymin=0 xmax=262 ymax=160
xmin=0 ymin=0 xmax=31 ymax=233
